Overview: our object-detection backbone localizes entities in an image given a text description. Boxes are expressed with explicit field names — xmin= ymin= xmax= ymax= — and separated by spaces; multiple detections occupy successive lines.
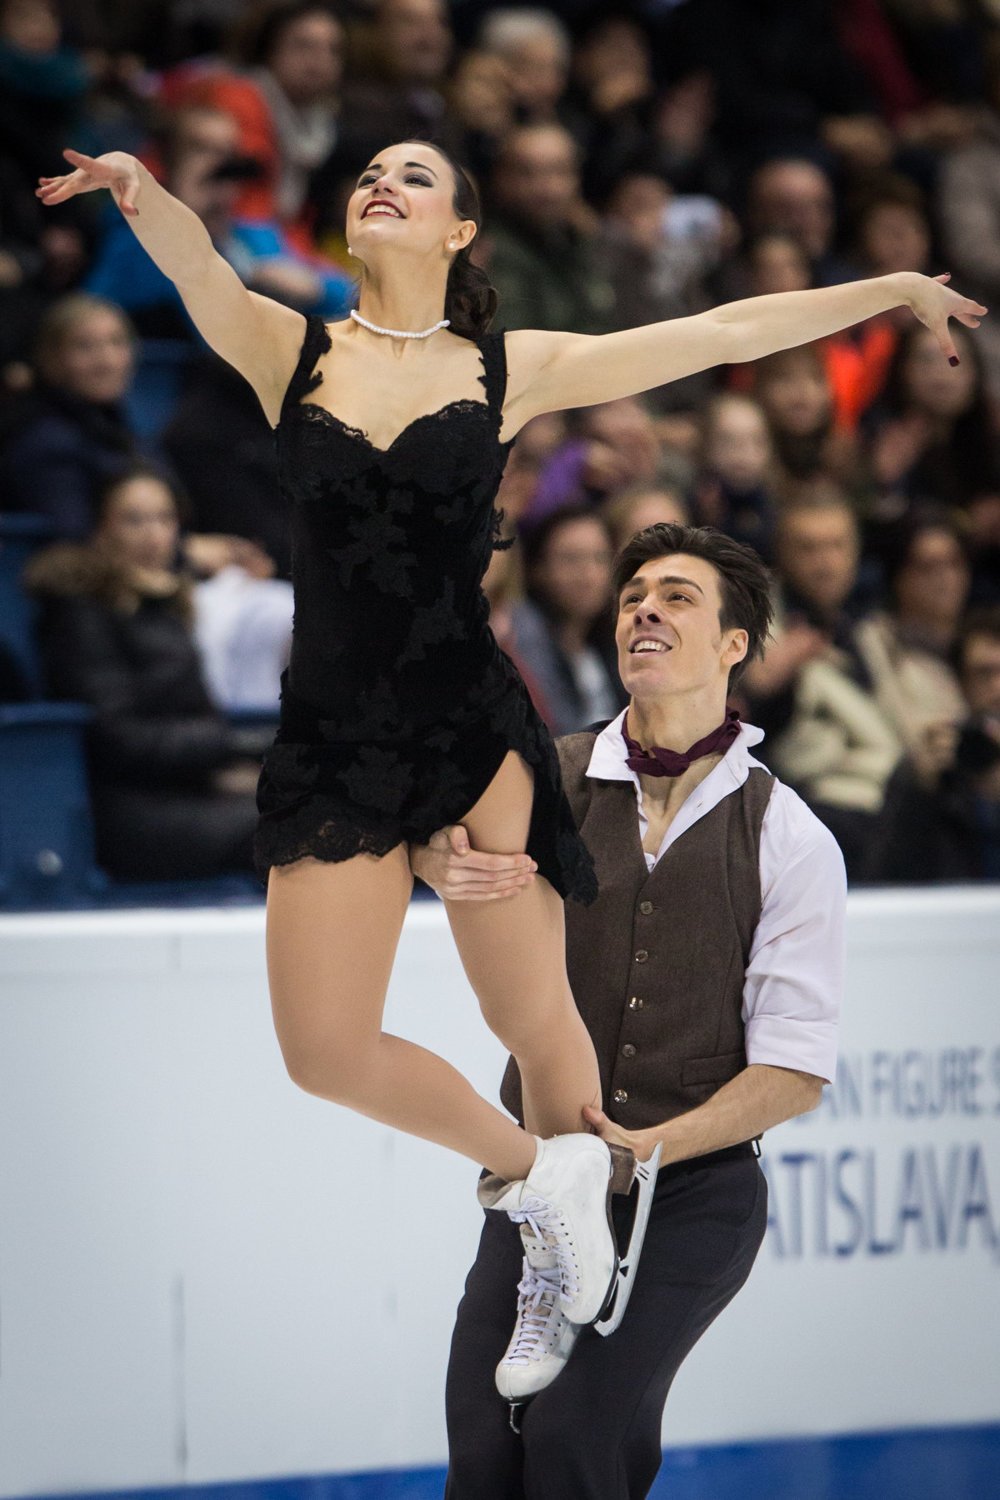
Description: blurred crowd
xmin=1 ymin=0 xmax=999 ymax=886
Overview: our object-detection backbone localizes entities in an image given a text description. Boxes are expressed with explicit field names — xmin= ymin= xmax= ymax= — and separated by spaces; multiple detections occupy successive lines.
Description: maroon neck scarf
xmin=622 ymin=708 xmax=741 ymax=778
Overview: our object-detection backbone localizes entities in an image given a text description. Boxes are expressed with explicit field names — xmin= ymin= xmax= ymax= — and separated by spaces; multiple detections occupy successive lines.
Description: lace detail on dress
xmin=257 ymin=315 xmax=597 ymax=903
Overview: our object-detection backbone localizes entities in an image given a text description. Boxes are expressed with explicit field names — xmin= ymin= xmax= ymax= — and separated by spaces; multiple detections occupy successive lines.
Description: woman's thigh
xmin=442 ymin=752 xmax=572 ymax=1039
xmin=264 ymin=844 xmax=413 ymax=1085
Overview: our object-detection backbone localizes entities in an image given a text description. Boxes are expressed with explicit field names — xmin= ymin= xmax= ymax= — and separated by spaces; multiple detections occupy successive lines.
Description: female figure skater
xmin=37 ymin=140 xmax=985 ymax=1335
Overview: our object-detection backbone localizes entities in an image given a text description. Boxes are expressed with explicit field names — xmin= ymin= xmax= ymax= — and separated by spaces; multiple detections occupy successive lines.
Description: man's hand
xmin=911 ymin=718 xmax=960 ymax=789
xmin=582 ymin=1105 xmax=663 ymax=1164
xmin=409 ymin=825 xmax=536 ymax=900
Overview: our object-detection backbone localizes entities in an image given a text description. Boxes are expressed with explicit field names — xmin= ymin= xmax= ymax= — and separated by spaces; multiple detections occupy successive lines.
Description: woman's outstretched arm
xmin=37 ymin=149 xmax=304 ymax=424
xmin=505 ymin=271 xmax=986 ymax=423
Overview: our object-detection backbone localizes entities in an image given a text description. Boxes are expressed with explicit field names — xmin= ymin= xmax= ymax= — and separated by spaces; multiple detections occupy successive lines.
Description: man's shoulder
xmin=759 ymin=767 xmax=847 ymax=886
xmin=555 ymin=724 xmax=603 ymax=778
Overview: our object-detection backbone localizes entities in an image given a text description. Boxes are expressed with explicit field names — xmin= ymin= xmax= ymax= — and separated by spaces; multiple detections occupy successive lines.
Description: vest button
xmin=613 ymin=1089 xmax=629 ymax=1105
xmin=634 ymin=949 xmax=648 ymax=963
xmin=628 ymin=995 xmax=644 ymax=1010
xmin=639 ymin=900 xmax=654 ymax=915
xmin=622 ymin=1043 xmax=636 ymax=1058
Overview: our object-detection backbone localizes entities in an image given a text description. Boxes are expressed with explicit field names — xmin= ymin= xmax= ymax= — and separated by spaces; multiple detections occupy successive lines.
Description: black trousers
xmin=445 ymin=1144 xmax=768 ymax=1500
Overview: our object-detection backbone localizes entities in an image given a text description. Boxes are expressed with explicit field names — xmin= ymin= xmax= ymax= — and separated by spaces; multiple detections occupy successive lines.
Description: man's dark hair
xmin=953 ymin=605 xmax=1000 ymax=678
xmin=611 ymin=523 xmax=773 ymax=687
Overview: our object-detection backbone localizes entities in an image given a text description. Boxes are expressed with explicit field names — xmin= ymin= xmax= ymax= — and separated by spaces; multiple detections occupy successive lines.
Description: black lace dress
xmin=253 ymin=315 xmax=598 ymax=903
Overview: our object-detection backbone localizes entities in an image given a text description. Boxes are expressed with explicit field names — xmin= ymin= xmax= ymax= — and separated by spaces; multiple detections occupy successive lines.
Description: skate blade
xmin=593 ymin=1143 xmax=661 ymax=1337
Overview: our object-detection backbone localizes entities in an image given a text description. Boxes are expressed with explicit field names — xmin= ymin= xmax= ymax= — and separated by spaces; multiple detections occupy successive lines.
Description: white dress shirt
xmin=586 ymin=710 xmax=845 ymax=1083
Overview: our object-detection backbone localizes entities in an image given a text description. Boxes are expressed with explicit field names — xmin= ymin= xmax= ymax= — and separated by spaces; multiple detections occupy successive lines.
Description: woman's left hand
xmin=582 ymin=1104 xmax=663 ymax=1164
xmin=906 ymin=272 xmax=987 ymax=363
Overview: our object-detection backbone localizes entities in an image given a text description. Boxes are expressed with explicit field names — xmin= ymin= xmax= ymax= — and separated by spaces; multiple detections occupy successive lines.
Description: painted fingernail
xmin=949 ymin=356 xmax=960 ymax=366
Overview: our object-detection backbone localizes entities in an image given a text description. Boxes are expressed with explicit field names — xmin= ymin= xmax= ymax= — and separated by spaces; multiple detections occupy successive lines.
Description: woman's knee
xmin=478 ymin=982 xmax=576 ymax=1057
xmin=278 ymin=1026 xmax=379 ymax=1104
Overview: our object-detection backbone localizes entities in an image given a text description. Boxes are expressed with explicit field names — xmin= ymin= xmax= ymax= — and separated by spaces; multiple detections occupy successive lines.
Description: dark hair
xmin=879 ymin=320 xmax=1000 ymax=504
xmin=97 ymin=462 xmax=193 ymax=531
xmin=849 ymin=172 xmax=928 ymax=252
xmin=879 ymin=504 xmax=969 ymax=602
xmin=396 ymin=138 xmax=499 ymax=339
xmin=953 ymin=605 xmax=1000 ymax=677
xmin=611 ymin=523 xmax=773 ymax=687
xmin=229 ymin=0 xmax=345 ymax=67
xmin=522 ymin=503 xmax=616 ymax=635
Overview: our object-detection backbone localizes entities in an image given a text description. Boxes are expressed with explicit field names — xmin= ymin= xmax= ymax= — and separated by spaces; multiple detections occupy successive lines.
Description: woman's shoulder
xmin=23 ymin=542 xmax=190 ymax=618
xmin=22 ymin=541 xmax=112 ymax=600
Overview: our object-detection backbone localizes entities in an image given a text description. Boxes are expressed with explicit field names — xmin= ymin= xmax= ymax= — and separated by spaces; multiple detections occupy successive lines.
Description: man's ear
xmin=723 ymin=628 xmax=749 ymax=672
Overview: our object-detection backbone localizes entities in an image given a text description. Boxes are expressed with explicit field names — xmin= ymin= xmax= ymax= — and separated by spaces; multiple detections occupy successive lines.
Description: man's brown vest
xmin=500 ymin=730 xmax=775 ymax=1131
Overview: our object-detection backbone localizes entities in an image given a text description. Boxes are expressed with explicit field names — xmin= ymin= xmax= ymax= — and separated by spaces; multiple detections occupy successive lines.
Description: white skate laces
xmin=507 ymin=1261 xmax=564 ymax=1361
xmin=495 ymin=1234 xmax=581 ymax=1401
xmin=477 ymin=1134 xmax=640 ymax=1328
xmin=507 ymin=1196 xmax=580 ymax=1305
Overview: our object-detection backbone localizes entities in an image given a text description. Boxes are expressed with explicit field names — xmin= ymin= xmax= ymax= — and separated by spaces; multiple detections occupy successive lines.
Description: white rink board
xmin=0 ymin=888 xmax=998 ymax=1497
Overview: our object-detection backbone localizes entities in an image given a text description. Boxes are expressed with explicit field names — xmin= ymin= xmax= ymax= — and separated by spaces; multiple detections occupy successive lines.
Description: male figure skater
xmin=410 ymin=523 xmax=845 ymax=1500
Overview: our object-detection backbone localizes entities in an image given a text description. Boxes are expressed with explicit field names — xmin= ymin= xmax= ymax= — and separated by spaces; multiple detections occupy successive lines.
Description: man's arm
xmin=584 ymin=1063 xmax=823 ymax=1165
xmin=587 ymin=788 xmax=845 ymax=1163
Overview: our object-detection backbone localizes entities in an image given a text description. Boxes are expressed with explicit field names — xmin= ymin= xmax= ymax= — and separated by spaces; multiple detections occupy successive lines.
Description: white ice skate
xmin=478 ymin=1133 xmax=638 ymax=1327
xmin=593 ymin=1142 xmax=661 ymax=1337
xmin=495 ymin=1232 xmax=580 ymax=1402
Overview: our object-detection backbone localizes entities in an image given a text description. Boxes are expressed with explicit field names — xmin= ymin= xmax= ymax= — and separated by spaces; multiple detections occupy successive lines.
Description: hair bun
xmin=446 ymin=250 xmax=498 ymax=340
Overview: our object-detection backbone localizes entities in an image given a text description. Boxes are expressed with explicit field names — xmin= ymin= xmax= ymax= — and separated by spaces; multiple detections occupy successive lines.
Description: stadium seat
xmin=124 ymin=338 xmax=196 ymax=440
xmin=0 ymin=513 xmax=56 ymax=697
xmin=0 ymin=701 xmax=107 ymax=909
xmin=0 ymin=699 xmax=267 ymax=911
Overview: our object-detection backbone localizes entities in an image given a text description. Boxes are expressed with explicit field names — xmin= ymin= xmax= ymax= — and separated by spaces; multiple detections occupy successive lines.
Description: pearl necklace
xmin=350 ymin=309 xmax=450 ymax=339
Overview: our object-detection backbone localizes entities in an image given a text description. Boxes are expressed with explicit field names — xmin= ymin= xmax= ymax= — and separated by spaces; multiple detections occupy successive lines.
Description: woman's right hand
xmin=36 ymin=149 xmax=142 ymax=217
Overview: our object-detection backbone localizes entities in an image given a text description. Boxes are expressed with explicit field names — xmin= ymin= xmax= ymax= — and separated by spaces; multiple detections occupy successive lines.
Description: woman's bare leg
xmin=265 ymin=845 xmax=536 ymax=1181
xmin=442 ymin=750 xmax=602 ymax=1139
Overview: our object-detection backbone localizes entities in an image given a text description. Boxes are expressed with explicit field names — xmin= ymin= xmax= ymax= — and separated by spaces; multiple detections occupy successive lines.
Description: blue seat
xmin=0 ymin=698 xmax=267 ymax=911
xmin=0 ymin=513 xmax=56 ymax=698
xmin=0 ymin=701 xmax=107 ymax=909
xmin=124 ymin=338 xmax=195 ymax=441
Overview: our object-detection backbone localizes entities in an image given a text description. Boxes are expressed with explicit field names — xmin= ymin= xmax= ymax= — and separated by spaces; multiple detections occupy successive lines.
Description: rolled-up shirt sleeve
xmin=742 ymin=784 xmax=846 ymax=1083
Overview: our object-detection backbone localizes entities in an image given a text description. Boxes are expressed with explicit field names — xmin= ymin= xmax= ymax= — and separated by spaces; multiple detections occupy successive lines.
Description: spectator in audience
xmin=745 ymin=157 xmax=858 ymax=288
xmin=940 ymin=35 xmax=1000 ymax=401
xmin=693 ymin=393 xmax=777 ymax=561
xmin=603 ymin=479 xmax=690 ymax=553
xmin=524 ymin=394 xmax=676 ymax=527
xmin=653 ymin=1 xmax=886 ymax=179
xmin=867 ymin=608 xmax=1000 ymax=883
xmin=855 ymin=507 xmax=969 ymax=757
xmin=561 ymin=10 xmax=659 ymax=205
xmin=507 ymin=504 xmax=627 ymax=736
xmin=0 ymin=292 xmax=150 ymax=536
xmin=596 ymin=163 xmax=731 ymax=416
xmin=161 ymin=0 xmax=347 ymax=256
xmin=0 ymin=0 xmax=93 ymax=198
xmin=21 ymin=463 xmax=272 ymax=880
xmin=733 ymin=224 xmax=896 ymax=434
xmin=444 ymin=47 xmax=516 ymax=185
xmin=742 ymin=229 xmax=812 ymax=298
xmin=477 ymin=8 xmax=570 ymax=126
xmin=865 ymin=321 xmax=1000 ymax=523
xmin=324 ymin=0 xmax=461 ymax=180
xmin=482 ymin=122 xmax=616 ymax=334
xmin=0 ymin=292 xmax=282 ymax=578
xmin=0 ymin=144 xmax=88 ymax=372
xmin=754 ymin=344 xmax=857 ymax=496
xmin=85 ymin=106 xmax=355 ymax=338
xmin=742 ymin=492 xmax=899 ymax=877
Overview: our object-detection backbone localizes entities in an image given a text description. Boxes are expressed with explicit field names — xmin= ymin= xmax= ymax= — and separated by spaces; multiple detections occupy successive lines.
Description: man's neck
xmin=625 ymin=692 xmax=733 ymax=813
